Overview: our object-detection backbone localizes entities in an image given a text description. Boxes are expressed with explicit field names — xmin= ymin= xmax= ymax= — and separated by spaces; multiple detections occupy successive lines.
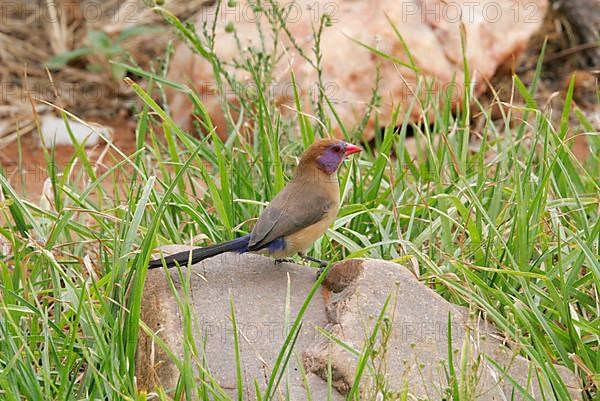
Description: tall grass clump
xmin=0 ymin=1 xmax=598 ymax=400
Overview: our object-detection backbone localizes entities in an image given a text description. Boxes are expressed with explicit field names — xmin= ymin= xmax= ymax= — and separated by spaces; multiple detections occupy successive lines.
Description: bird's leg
xmin=298 ymin=253 xmax=330 ymax=278
xmin=274 ymin=258 xmax=294 ymax=265
xmin=298 ymin=253 xmax=329 ymax=267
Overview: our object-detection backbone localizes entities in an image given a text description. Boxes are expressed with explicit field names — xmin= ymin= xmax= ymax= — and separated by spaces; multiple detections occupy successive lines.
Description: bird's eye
xmin=332 ymin=145 xmax=343 ymax=153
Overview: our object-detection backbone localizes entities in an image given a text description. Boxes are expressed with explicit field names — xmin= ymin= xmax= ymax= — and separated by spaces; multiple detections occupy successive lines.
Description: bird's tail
xmin=148 ymin=234 xmax=250 ymax=269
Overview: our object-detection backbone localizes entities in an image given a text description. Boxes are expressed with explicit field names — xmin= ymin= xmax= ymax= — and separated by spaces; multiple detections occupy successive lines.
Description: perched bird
xmin=149 ymin=139 xmax=361 ymax=270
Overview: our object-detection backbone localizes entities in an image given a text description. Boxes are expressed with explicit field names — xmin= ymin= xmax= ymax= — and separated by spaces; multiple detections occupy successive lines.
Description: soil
xmin=0 ymin=115 xmax=138 ymax=200
xmin=1 ymin=106 xmax=592 ymax=202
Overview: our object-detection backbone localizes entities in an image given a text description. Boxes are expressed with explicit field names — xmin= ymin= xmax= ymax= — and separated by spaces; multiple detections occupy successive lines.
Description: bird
xmin=148 ymin=138 xmax=361 ymax=271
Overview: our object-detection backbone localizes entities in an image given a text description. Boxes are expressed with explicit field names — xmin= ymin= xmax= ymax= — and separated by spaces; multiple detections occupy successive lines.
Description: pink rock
xmin=167 ymin=0 xmax=548 ymax=139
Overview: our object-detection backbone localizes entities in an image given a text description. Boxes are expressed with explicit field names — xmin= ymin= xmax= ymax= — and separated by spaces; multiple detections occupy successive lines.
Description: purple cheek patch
xmin=317 ymin=150 xmax=344 ymax=175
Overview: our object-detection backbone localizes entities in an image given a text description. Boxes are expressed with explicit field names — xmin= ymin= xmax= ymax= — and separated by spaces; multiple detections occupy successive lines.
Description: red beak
xmin=344 ymin=143 xmax=362 ymax=156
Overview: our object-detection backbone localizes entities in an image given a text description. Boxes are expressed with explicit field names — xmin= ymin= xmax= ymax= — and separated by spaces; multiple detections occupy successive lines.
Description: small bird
xmin=149 ymin=139 xmax=361 ymax=270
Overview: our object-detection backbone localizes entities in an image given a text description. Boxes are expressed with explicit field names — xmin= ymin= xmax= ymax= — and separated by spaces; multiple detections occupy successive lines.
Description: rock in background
xmin=136 ymin=249 xmax=580 ymax=400
xmin=167 ymin=0 xmax=548 ymax=139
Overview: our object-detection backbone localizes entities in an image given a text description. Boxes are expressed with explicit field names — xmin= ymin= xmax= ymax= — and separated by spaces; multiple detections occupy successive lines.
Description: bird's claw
xmin=275 ymin=258 xmax=294 ymax=265
xmin=315 ymin=267 xmax=325 ymax=280
xmin=296 ymin=253 xmax=330 ymax=280
xmin=315 ymin=262 xmax=329 ymax=281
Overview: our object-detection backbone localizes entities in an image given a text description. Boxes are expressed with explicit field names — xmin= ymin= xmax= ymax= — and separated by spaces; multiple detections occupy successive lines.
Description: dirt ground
xmin=0 ymin=115 xmax=138 ymax=200
xmin=0 ymin=110 xmax=592 ymax=202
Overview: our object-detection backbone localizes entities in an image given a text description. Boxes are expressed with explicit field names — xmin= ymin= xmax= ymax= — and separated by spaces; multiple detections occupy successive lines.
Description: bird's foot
xmin=298 ymin=253 xmax=330 ymax=280
xmin=274 ymin=258 xmax=294 ymax=266
xmin=315 ymin=263 xmax=329 ymax=280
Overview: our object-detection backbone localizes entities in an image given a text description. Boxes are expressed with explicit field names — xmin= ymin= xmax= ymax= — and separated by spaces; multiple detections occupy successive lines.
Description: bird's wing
xmin=248 ymin=180 xmax=335 ymax=251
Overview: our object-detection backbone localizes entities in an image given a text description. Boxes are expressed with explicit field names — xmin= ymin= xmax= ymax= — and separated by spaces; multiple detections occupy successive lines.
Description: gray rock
xmin=136 ymin=249 xmax=580 ymax=400
xmin=137 ymin=246 xmax=343 ymax=400
xmin=306 ymin=259 xmax=581 ymax=400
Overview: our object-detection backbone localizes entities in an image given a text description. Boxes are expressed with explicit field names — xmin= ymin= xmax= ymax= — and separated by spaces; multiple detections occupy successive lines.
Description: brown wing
xmin=248 ymin=180 xmax=335 ymax=251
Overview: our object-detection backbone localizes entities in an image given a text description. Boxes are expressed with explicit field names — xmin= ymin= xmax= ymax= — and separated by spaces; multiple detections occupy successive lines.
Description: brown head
xmin=296 ymin=139 xmax=362 ymax=176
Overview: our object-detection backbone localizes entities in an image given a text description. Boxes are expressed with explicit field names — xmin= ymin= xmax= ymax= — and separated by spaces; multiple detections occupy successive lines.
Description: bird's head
xmin=298 ymin=139 xmax=362 ymax=175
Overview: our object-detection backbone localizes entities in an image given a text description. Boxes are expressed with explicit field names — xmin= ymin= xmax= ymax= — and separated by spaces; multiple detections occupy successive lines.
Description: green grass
xmin=1 ymin=2 xmax=599 ymax=400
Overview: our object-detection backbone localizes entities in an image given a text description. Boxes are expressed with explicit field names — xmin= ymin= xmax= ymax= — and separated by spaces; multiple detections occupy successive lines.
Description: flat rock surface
xmin=137 ymin=248 xmax=580 ymax=400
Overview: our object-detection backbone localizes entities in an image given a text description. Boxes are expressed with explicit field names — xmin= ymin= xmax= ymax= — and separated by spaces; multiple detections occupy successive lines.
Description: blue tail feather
xmin=149 ymin=234 xmax=251 ymax=268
